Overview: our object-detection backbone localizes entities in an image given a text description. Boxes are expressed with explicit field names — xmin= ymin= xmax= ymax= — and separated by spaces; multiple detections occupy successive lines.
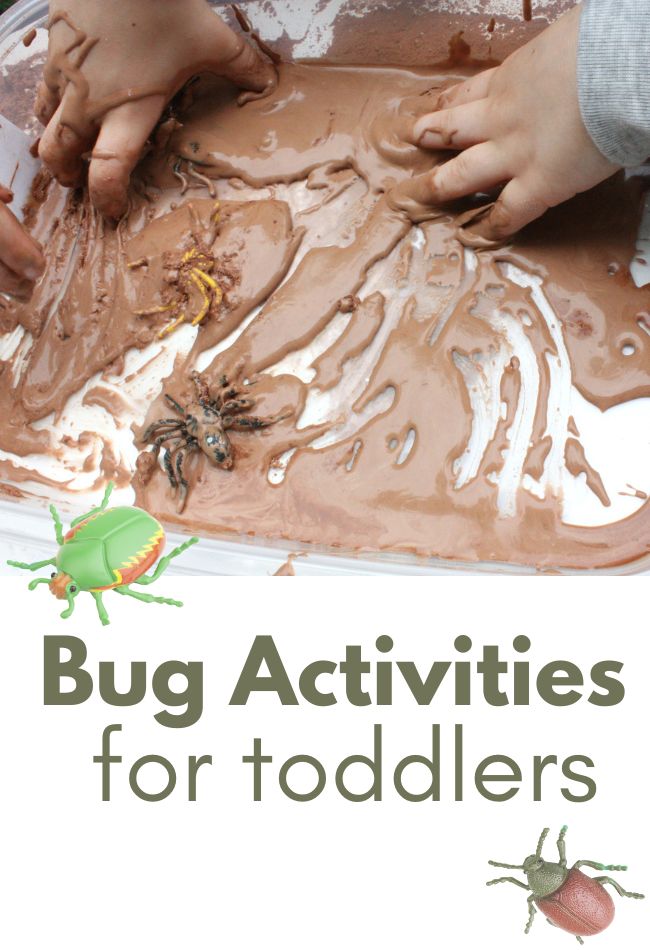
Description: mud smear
xmin=273 ymin=553 xmax=303 ymax=576
xmin=1 ymin=61 xmax=649 ymax=571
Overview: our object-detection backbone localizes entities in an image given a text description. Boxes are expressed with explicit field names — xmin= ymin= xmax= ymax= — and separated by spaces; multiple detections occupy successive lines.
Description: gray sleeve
xmin=577 ymin=0 xmax=650 ymax=167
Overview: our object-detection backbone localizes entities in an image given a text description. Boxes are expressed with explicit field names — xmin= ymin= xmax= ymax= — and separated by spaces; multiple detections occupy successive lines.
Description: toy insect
xmin=133 ymin=203 xmax=224 ymax=339
xmin=7 ymin=483 xmax=198 ymax=626
xmin=141 ymin=370 xmax=285 ymax=512
xmin=487 ymin=825 xmax=644 ymax=944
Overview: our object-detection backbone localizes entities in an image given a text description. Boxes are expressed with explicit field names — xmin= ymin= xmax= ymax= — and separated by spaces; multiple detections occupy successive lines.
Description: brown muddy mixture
xmin=1 ymin=60 xmax=649 ymax=571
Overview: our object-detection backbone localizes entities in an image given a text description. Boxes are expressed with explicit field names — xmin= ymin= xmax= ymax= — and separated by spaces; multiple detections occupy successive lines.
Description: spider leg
xmin=223 ymin=414 xmax=285 ymax=432
xmin=165 ymin=436 xmax=195 ymax=500
xmin=163 ymin=447 xmax=178 ymax=490
xmin=150 ymin=430 xmax=187 ymax=462
xmin=198 ymin=398 xmax=221 ymax=417
xmin=143 ymin=424 xmax=184 ymax=448
xmin=165 ymin=394 xmax=186 ymax=415
xmin=190 ymin=370 xmax=212 ymax=404
xmin=141 ymin=418 xmax=183 ymax=443
xmin=175 ymin=449 xmax=190 ymax=513
xmin=221 ymin=397 xmax=254 ymax=414
xmin=222 ymin=385 xmax=242 ymax=402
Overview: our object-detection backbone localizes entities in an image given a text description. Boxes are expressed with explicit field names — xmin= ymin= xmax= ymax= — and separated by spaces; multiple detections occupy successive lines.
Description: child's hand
xmin=36 ymin=0 xmax=276 ymax=218
xmin=0 ymin=186 xmax=45 ymax=299
xmin=410 ymin=6 xmax=618 ymax=241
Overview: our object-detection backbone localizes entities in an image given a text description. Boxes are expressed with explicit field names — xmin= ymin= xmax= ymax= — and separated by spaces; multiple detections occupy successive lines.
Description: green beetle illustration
xmin=7 ymin=482 xmax=198 ymax=626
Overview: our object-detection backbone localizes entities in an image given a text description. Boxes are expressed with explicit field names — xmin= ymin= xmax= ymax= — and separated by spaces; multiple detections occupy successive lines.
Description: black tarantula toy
xmin=142 ymin=371 xmax=284 ymax=511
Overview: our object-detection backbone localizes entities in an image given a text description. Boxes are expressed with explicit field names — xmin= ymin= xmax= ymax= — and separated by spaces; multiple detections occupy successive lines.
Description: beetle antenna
xmin=28 ymin=577 xmax=51 ymax=590
xmin=488 ymin=861 xmax=525 ymax=870
xmin=536 ymin=828 xmax=550 ymax=858
xmin=60 ymin=588 xmax=79 ymax=620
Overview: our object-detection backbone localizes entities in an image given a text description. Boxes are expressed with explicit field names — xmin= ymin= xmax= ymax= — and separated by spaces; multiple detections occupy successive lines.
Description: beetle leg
xmin=132 ymin=536 xmax=199 ymax=586
xmin=49 ymin=504 xmax=64 ymax=545
xmin=592 ymin=877 xmax=645 ymax=900
xmin=486 ymin=876 xmax=530 ymax=889
xmin=70 ymin=481 xmax=115 ymax=527
xmin=557 ymin=824 xmax=568 ymax=867
xmin=114 ymin=586 xmax=183 ymax=609
xmin=573 ymin=860 xmax=628 ymax=872
xmin=91 ymin=591 xmax=110 ymax=626
xmin=525 ymin=894 xmax=537 ymax=934
xmin=7 ymin=557 xmax=57 ymax=572
xmin=165 ymin=393 xmax=186 ymax=415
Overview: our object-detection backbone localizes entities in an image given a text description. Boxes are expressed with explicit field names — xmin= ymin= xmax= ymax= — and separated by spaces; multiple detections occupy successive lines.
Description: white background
xmin=0 ymin=577 xmax=648 ymax=949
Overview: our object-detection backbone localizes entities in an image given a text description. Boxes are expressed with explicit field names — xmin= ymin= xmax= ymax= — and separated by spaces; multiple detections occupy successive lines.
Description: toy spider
xmin=141 ymin=371 xmax=285 ymax=511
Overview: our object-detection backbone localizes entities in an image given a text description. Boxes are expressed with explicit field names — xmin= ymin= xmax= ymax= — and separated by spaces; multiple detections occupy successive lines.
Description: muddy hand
xmin=36 ymin=0 xmax=276 ymax=219
xmin=0 ymin=185 xmax=45 ymax=299
xmin=406 ymin=6 xmax=618 ymax=242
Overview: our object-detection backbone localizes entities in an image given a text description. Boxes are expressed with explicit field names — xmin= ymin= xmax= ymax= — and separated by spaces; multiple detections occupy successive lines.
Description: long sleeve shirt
xmin=578 ymin=0 xmax=650 ymax=166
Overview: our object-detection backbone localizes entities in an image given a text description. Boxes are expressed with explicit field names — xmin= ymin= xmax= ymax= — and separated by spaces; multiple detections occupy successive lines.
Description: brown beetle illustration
xmin=487 ymin=826 xmax=644 ymax=943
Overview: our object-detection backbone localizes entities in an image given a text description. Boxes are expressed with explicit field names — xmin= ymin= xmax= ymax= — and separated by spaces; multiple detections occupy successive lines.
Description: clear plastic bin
xmin=0 ymin=0 xmax=647 ymax=576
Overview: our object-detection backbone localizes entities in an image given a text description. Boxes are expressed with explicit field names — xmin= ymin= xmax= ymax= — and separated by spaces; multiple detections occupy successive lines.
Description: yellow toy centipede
xmin=132 ymin=202 xmax=224 ymax=339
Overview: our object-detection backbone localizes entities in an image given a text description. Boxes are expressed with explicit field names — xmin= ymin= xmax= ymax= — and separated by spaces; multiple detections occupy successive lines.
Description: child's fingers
xmin=34 ymin=79 xmax=60 ymax=127
xmin=0 ymin=260 xmax=38 ymax=300
xmin=436 ymin=69 xmax=496 ymax=110
xmin=425 ymin=143 xmax=507 ymax=203
xmin=208 ymin=18 xmax=276 ymax=93
xmin=0 ymin=201 xmax=45 ymax=281
xmin=88 ymin=96 xmax=165 ymax=219
xmin=38 ymin=99 xmax=93 ymax=188
xmin=0 ymin=185 xmax=13 ymax=204
xmin=413 ymin=100 xmax=490 ymax=150
xmin=472 ymin=177 xmax=550 ymax=241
